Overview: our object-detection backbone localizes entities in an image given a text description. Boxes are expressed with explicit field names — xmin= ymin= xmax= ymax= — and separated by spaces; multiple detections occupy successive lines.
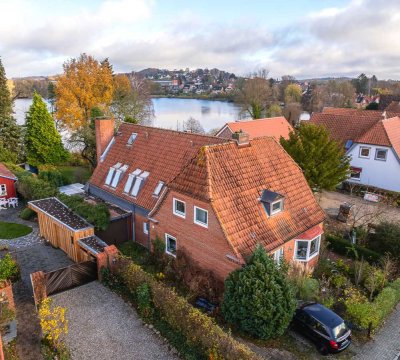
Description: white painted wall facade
xmin=347 ymin=143 xmax=400 ymax=192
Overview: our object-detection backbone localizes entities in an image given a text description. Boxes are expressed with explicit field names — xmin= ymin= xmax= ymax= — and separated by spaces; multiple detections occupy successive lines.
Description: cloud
xmin=1 ymin=0 xmax=400 ymax=79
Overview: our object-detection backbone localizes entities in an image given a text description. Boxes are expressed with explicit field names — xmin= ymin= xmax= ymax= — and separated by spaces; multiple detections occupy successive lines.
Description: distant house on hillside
xmin=216 ymin=117 xmax=293 ymax=141
xmin=0 ymin=163 xmax=17 ymax=200
xmin=311 ymin=108 xmax=400 ymax=192
xmin=87 ymin=118 xmax=324 ymax=279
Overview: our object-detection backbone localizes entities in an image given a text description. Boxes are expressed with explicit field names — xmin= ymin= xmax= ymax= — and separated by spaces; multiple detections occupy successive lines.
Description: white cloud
xmin=1 ymin=0 xmax=400 ymax=79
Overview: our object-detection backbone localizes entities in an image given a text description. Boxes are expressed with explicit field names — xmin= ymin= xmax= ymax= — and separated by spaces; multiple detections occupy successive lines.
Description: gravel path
xmin=51 ymin=281 xmax=179 ymax=360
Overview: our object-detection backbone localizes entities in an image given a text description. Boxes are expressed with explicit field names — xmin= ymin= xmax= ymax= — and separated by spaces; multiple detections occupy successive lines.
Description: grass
xmin=0 ymin=222 xmax=32 ymax=239
xmin=57 ymin=166 xmax=92 ymax=184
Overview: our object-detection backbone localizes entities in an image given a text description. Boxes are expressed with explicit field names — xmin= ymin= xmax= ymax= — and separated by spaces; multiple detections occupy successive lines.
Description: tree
xmin=0 ymin=58 xmax=12 ymax=119
xmin=183 ymin=117 xmax=205 ymax=134
xmin=280 ymin=123 xmax=350 ymax=191
xmin=266 ymin=103 xmax=282 ymax=117
xmin=0 ymin=59 xmax=23 ymax=162
xmin=351 ymin=73 xmax=369 ymax=94
xmin=111 ymin=73 xmax=154 ymax=125
xmin=55 ymin=53 xmax=114 ymax=130
xmin=56 ymin=54 xmax=114 ymax=168
xmin=221 ymin=245 xmax=296 ymax=340
xmin=236 ymin=77 xmax=272 ymax=119
xmin=25 ymin=92 xmax=68 ymax=166
xmin=283 ymin=102 xmax=302 ymax=125
xmin=284 ymin=84 xmax=302 ymax=104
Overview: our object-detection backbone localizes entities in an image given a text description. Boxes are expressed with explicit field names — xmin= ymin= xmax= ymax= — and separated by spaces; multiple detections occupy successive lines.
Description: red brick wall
xmin=135 ymin=213 xmax=149 ymax=248
xmin=0 ymin=177 xmax=16 ymax=200
xmin=152 ymin=191 xmax=240 ymax=280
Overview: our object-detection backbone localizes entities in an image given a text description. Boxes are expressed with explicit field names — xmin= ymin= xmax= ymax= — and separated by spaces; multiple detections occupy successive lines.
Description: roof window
xmin=260 ymin=189 xmax=284 ymax=217
xmin=127 ymin=133 xmax=138 ymax=145
xmin=153 ymin=181 xmax=165 ymax=197
xmin=123 ymin=169 xmax=150 ymax=197
xmin=110 ymin=164 xmax=129 ymax=188
xmin=100 ymin=137 xmax=115 ymax=162
xmin=105 ymin=163 xmax=122 ymax=186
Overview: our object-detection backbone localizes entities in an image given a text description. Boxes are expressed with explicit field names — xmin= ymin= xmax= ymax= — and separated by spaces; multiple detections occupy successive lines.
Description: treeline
xmin=12 ymin=78 xmax=51 ymax=99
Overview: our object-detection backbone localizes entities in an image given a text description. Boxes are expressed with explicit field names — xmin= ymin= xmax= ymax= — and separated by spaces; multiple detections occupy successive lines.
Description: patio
xmin=0 ymin=197 xmax=19 ymax=210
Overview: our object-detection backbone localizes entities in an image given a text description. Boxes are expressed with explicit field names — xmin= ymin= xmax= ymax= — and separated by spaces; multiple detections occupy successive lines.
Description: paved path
xmin=353 ymin=304 xmax=400 ymax=360
xmin=51 ymin=281 xmax=179 ymax=360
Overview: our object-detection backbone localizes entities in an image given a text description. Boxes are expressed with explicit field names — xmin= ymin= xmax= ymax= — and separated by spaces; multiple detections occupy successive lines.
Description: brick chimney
xmin=95 ymin=117 xmax=115 ymax=162
xmin=232 ymin=130 xmax=250 ymax=146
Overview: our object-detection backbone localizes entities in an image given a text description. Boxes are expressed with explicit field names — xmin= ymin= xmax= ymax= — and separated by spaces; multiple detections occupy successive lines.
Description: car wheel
xmin=318 ymin=343 xmax=329 ymax=355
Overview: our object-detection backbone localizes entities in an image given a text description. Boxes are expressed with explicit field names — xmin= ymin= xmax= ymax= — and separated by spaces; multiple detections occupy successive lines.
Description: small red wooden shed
xmin=0 ymin=163 xmax=17 ymax=200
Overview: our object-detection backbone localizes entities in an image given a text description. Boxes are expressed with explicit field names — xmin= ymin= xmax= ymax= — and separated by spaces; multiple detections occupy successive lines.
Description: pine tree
xmin=221 ymin=245 xmax=296 ymax=340
xmin=0 ymin=58 xmax=12 ymax=119
xmin=25 ymin=92 xmax=68 ymax=166
xmin=280 ymin=123 xmax=350 ymax=191
xmin=0 ymin=58 xmax=23 ymax=162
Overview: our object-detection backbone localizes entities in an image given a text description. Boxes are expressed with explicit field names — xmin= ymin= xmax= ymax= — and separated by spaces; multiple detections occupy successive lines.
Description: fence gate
xmin=45 ymin=260 xmax=97 ymax=296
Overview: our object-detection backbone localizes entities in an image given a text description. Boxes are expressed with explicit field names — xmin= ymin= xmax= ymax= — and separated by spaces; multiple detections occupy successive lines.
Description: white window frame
xmin=165 ymin=233 xmax=177 ymax=257
xmin=294 ymin=235 xmax=321 ymax=262
xmin=273 ymin=247 xmax=284 ymax=265
xmin=143 ymin=222 xmax=149 ymax=235
xmin=270 ymin=200 xmax=283 ymax=215
xmin=359 ymin=146 xmax=371 ymax=159
xmin=0 ymin=184 xmax=7 ymax=196
xmin=375 ymin=148 xmax=388 ymax=161
xmin=194 ymin=206 xmax=208 ymax=228
xmin=173 ymin=198 xmax=186 ymax=218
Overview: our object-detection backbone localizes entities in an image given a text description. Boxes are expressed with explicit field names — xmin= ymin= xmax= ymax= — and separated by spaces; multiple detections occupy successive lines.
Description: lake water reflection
xmin=14 ymin=97 xmax=243 ymax=132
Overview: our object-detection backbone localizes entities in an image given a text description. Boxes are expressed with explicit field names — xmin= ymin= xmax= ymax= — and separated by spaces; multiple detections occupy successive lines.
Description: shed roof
xmin=0 ymin=163 xmax=17 ymax=181
xmin=29 ymin=197 xmax=93 ymax=231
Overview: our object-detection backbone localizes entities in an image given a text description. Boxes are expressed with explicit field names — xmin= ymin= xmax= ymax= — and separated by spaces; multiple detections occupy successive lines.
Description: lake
xmin=13 ymin=97 xmax=243 ymax=132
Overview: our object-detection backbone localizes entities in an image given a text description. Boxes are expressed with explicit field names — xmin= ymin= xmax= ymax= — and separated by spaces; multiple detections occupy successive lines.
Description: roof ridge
xmin=120 ymin=121 xmax=227 ymax=141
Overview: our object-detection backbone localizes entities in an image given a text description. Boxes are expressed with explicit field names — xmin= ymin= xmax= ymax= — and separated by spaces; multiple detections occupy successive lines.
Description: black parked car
xmin=292 ymin=302 xmax=351 ymax=354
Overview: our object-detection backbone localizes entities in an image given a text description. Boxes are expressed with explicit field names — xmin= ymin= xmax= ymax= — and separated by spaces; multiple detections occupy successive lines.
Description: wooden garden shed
xmin=29 ymin=197 xmax=95 ymax=262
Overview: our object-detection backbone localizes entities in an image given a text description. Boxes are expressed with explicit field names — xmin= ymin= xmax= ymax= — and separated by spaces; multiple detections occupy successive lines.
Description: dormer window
xmin=260 ymin=189 xmax=284 ymax=217
xmin=127 ymin=133 xmax=137 ymax=145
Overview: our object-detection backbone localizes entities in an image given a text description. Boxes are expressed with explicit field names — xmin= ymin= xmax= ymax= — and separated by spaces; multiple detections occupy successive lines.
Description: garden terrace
xmin=84 ymin=196 xmax=130 ymax=220
xmin=29 ymin=197 xmax=92 ymax=231
xmin=78 ymin=235 xmax=108 ymax=255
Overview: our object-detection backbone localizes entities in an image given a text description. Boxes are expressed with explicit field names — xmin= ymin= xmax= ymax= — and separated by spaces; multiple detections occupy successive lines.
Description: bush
xmin=58 ymin=194 xmax=109 ymax=231
xmin=38 ymin=166 xmax=69 ymax=187
xmin=221 ymin=246 xmax=296 ymax=340
xmin=298 ymin=278 xmax=320 ymax=300
xmin=368 ymin=222 xmax=400 ymax=259
xmin=326 ymin=234 xmax=381 ymax=263
xmin=331 ymin=274 xmax=348 ymax=289
xmin=20 ymin=207 xmax=36 ymax=220
xmin=136 ymin=283 xmax=153 ymax=318
xmin=0 ymin=254 xmax=19 ymax=282
xmin=113 ymin=258 xmax=260 ymax=360
xmin=17 ymin=174 xmax=58 ymax=201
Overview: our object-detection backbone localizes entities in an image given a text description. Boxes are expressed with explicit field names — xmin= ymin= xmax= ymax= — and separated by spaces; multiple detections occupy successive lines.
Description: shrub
xmin=0 ymin=254 xmax=19 ymax=282
xmin=222 ymin=246 xmax=296 ymax=340
xmin=298 ymin=278 xmax=320 ymax=300
xmin=313 ymin=258 xmax=335 ymax=279
xmin=136 ymin=283 xmax=153 ymax=318
xmin=331 ymin=274 xmax=348 ymax=289
xmin=20 ymin=207 xmax=36 ymax=220
xmin=326 ymin=234 xmax=381 ymax=263
xmin=114 ymin=258 xmax=260 ymax=360
xmin=58 ymin=194 xmax=109 ymax=230
xmin=38 ymin=166 xmax=68 ymax=187
xmin=17 ymin=174 xmax=58 ymax=201
xmin=287 ymin=262 xmax=319 ymax=301
xmin=368 ymin=222 xmax=400 ymax=259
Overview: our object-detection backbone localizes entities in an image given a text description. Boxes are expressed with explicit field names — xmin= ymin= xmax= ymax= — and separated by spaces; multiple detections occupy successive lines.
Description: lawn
xmin=57 ymin=166 xmax=92 ymax=184
xmin=0 ymin=221 xmax=32 ymax=239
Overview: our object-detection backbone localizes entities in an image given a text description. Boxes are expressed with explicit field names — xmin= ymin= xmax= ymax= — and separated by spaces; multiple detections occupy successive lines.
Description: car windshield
xmin=332 ymin=322 xmax=348 ymax=338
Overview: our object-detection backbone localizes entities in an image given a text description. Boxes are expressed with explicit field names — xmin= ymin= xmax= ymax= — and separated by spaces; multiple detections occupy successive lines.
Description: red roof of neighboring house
xmin=0 ymin=163 xmax=17 ymax=180
xmin=89 ymin=123 xmax=227 ymax=211
xmin=217 ymin=117 xmax=293 ymax=140
xmin=382 ymin=117 xmax=400 ymax=158
xmin=385 ymin=101 xmax=400 ymax=112
xmin=167 ymin=137 xmax=325 ymax=258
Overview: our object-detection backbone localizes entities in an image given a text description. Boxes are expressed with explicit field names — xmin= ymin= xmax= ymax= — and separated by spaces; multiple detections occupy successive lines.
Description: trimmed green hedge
xmin=325 ymin=234 xmax=381 ymax=263
xmin=111 ymin=257 xmax=261 ymax=360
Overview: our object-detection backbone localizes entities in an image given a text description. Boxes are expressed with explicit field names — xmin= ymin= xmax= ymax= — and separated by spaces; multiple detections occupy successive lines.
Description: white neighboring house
xmin=346 ymin=117 xmax=400 ymax=192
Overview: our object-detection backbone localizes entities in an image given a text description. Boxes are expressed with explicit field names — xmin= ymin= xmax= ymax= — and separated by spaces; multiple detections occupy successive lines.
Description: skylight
xmin=105 ymin=163 xmax=121 ymax=186
xmin=111 ymin=164 xmax=129 ymax=188
xmin=127 ymin=133 xmax=138 ymax=145
xmin=130 ymin=171 xmax=150 ymax=197
xmin=153 ymin=181 xmax=165 ymax=196
xmin=100 ymin=137 xmax=115 ymax=162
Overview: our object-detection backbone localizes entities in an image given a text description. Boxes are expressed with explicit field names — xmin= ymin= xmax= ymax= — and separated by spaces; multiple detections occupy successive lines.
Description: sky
xmin=1 ymin=0 xmax=400 ymax=79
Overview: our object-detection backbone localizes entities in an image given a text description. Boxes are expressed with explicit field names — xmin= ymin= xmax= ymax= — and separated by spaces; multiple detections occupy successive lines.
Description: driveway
xmin=51 ymin=281 xmax=179 ymax=360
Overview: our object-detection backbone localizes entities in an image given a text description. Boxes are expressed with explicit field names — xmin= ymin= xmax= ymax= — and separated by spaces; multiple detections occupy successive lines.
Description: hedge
xmin=113 ymin=257 xmax=261 ymax=360
xmin=346 ymin=279 xmax=400 ymax=331
xmin=325 ymin=234 xmax=381 ymax=263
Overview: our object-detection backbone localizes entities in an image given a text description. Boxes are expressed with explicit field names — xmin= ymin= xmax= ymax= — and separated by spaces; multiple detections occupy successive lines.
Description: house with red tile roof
xmin=310 ymin=108 xmax=400 ymax=192
xmin=89 ymin=118 xmax=325 ymax=279
xmin=216 ymin=117 xmax=293 ymax=141
xmin=0 ymin=163 xmax=17 ymax=200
